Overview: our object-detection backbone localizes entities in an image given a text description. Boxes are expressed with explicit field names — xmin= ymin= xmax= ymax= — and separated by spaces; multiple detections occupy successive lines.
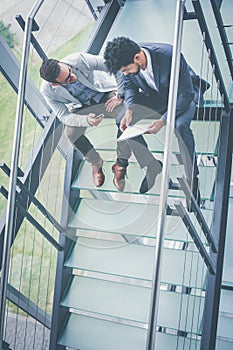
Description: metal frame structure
xmin=85 ymin=0 xmax=122 ymax=54
xmin=210 ymin=0 xmax=233 ymax=80
xmin=0 ymin=113 xmax=63 ymax=269
xmin=0 ymin=0 xmax=232 ymax=349
xmin=49 ymin=150 xmax=83 ymax=350
xmin=146 ymin=2 xmax=186 ymax=348
xmin=201 ymin=109 xmax=233 ymax=350
xmin=0 ymin=2 xmax=46 ymax=346
xmin=5 ymin=282 xmax=51 ymax=328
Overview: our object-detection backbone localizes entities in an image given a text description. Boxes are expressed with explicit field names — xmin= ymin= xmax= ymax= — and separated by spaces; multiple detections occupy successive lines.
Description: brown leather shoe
xmin=92 ymin=160 xmax=105 ymax=187
xmin=112 ymin=163 xmax=127 ymax=192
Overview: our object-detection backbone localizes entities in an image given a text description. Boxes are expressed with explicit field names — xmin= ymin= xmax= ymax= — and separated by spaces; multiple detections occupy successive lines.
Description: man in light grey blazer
xmin=40 ymin=52 xmax=124 ymax=187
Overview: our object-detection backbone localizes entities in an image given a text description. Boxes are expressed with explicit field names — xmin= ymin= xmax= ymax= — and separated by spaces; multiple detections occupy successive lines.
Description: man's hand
xmin=87 ymin=113 xmax=104 ymax=126
xmin=120 ymin=109 xmax=133 ymax=131
xmin=146 ymin=119 xmax=165 ymax=134
xmin=105 ymin=96 xmax=123 ymax=112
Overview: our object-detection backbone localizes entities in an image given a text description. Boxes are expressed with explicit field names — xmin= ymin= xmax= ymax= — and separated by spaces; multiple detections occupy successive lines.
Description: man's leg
xmin=65 ymin=125 xmax=105 ymax=187
xmin=175 ymin=101 xmax=200 ymax=210
xmin=113 ymin=96 xmax=163 ymax=193
xmin=111 ymin=108 xmax=132 ymax=191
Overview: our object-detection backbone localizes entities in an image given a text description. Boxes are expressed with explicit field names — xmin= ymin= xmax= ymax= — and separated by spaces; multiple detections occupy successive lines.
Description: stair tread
xmin=84 ymin=119 xmax=219 ymax=155
xmin=61 ymin=275 xmax=204 ymax=331
xmin=58 ymin=313 xmax=146 ymax=350
xmin=219 ymin=289 xmax=233 ymax=314
xmin=65 ymin=237 xmax=207 ymax=288
xmin=72 ymin=161 xmax=216 ymax=200
xmin=216 ymin=337 xmax=233 ymax=350
xmin=217 ymin=312 xmax=233 ymax=340
xmin=58 ymin=313 xmax=204 ymax=350
xmin=69 ymin=198 xmax=212 ymax=243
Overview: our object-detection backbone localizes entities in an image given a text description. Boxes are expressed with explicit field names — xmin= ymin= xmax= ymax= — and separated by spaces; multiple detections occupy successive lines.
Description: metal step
xmin=84 ymin=119 xmax=219 ymax=156
xmin=65 ymin=237 xmax=207 ymax=290
xmin=217 ymin=313 xmax=233 ymax=342
xmin=68 ymin=198 xmax=212 ymax=244
xmin=58 ymin=313 xmax=203 ymax=350
xmin=216 ymin=337 xmax=233 ymax=350
xmin=61 ymin=275 xmax=204 ymax=333
xmin=72 ymin=160 xmax=216 ymax=200
xmin=217 ymin=289 xmax=233 ymax=342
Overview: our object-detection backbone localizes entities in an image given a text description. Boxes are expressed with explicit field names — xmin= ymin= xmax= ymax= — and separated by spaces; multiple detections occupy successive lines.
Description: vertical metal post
xmin=0 ymin=1 xmax=45 ymax=347
xmin=146 ymin=1 xmax=186 ymax=349
xmin=85 ymin=0 xmax=121 ymax=54
xmin=200 ymin=110 xmax=233 ymax=350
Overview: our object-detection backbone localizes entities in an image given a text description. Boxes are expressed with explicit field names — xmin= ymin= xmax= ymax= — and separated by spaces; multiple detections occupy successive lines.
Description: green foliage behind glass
xmin=0 ymin=20 xmax=17 ymax=48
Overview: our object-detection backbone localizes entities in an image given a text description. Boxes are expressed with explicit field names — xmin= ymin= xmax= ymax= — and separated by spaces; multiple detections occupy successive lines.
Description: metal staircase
xmin=52 ymin=115 xmax=219 ymax=349
xmin=49 ymin=3 xmax=233 ymax=346
xmin=0 ymin=1 xmax=233 ymax=349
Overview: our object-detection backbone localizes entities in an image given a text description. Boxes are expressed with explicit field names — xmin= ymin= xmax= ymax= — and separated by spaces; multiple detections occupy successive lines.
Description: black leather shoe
xmin=92 ymin=159 xmax=105 ymax=187
xmin=139 ymin=160 xmax=163 ymax=194
xmin=112 ymin=163 xmax=127 ymax=191
xmin=186 ymin=177 xmax=201 ymax=212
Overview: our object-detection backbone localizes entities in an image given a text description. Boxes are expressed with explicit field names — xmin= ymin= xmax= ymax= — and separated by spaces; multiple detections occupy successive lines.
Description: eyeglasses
xmin=56 ymin=66 xmax=72 ymax=85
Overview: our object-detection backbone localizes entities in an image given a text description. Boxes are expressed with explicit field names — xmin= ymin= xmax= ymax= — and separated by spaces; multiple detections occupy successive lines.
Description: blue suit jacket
xmin=124 ymin=43 xmax=209 ymax=121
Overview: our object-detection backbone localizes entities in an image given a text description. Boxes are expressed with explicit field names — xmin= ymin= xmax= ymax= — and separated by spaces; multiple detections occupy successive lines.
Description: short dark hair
xmin=39 ymin=59 xmax=61 ymax=83
xmin=104 ymin=37 xmax=140 ymax=74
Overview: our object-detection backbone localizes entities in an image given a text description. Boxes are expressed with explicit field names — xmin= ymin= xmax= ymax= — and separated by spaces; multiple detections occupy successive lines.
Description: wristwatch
xmin=117 ymin=93 xmax=124 ymax=100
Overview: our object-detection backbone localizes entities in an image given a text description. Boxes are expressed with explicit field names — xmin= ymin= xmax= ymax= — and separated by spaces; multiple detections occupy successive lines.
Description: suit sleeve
xmin=123 ymin=76 xmax=140 ymax=108
xmin=40 ymin=85 xmax=90 ymax=127
xmin=160 ymin=52 xmax=195 ymax=122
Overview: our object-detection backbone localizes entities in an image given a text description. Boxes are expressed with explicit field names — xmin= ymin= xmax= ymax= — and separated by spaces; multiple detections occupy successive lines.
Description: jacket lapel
xmin=52 ymin=84 xmax=81 ymax=103
xmin=134 ymin=75 xmax=149 ymax=92
xmin=75 ymin=67 xmax=96 ymax=91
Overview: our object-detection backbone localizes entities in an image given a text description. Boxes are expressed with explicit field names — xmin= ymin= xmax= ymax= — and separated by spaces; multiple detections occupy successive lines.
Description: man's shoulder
xmin=61 ymin=52 xmax=102 ymax=67
xmin=40 ymin=80 xmax=54 ymax=97
xmin=140 ymin=42 xmax=173 ymax=54
xmin=61 ymin=52 xmax=82 ymax=66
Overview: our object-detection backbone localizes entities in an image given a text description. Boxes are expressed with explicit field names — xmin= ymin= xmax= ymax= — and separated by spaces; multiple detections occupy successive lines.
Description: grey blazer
xmin=40 ymin=52 xmax=124 ymax=127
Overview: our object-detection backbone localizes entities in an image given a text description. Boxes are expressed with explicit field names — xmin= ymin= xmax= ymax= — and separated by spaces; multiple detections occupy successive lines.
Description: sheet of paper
xmin=117 ymin=124 xmax=149 ymax=142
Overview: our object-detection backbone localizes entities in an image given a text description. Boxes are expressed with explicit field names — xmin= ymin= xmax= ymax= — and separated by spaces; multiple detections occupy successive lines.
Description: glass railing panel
xmin=155 ymin=332 xmax=201 ymax=349
xmin=200 ymin=0 xmax=233 ymax=101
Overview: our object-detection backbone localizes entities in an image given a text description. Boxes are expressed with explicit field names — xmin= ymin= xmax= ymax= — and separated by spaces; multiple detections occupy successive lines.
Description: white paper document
xmin=117 ymin=124 xmax=149 ymax=142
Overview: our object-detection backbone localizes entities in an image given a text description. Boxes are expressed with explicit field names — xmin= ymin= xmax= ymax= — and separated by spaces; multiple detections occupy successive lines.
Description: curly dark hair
xmin=39 ymin=59 xmax=61 ymax=83
xmin=104 ymin=37 xmax=140 ymax=74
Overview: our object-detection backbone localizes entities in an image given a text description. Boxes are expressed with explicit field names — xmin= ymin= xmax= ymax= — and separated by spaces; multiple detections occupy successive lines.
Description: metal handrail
xmin=0 ymin=186 xmax=63 ymax=251
xmin=177 ymin=176 xmax=218 ymax=253
xmin=0 ymin=162 xmax=64 ymax=234
xmin=192 ymin=0 xmax=231 ymax=112
xmin=15 ymin=15 xmax=47 ymax=61
xmin=146 ymin=1 xmax=186 ymax=349
xmin=210 ymin=0 xmax=233 ymax=80
xmin=174 ymin=201 xmax=216 ymax=275
xmin=0 ymin=1 xmax=45 ymax=347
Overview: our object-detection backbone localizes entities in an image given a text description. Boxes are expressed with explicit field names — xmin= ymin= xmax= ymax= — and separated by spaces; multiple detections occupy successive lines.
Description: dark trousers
xmin=64 ymin=91 xmax=118 ymax=164
xmin=116 ymin=93 xmax=199 ymax=181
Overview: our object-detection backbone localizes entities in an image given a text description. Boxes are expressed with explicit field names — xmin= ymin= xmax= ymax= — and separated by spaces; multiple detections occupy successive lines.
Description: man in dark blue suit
xmin=104 ymin=37 xmax=209 ymax=209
